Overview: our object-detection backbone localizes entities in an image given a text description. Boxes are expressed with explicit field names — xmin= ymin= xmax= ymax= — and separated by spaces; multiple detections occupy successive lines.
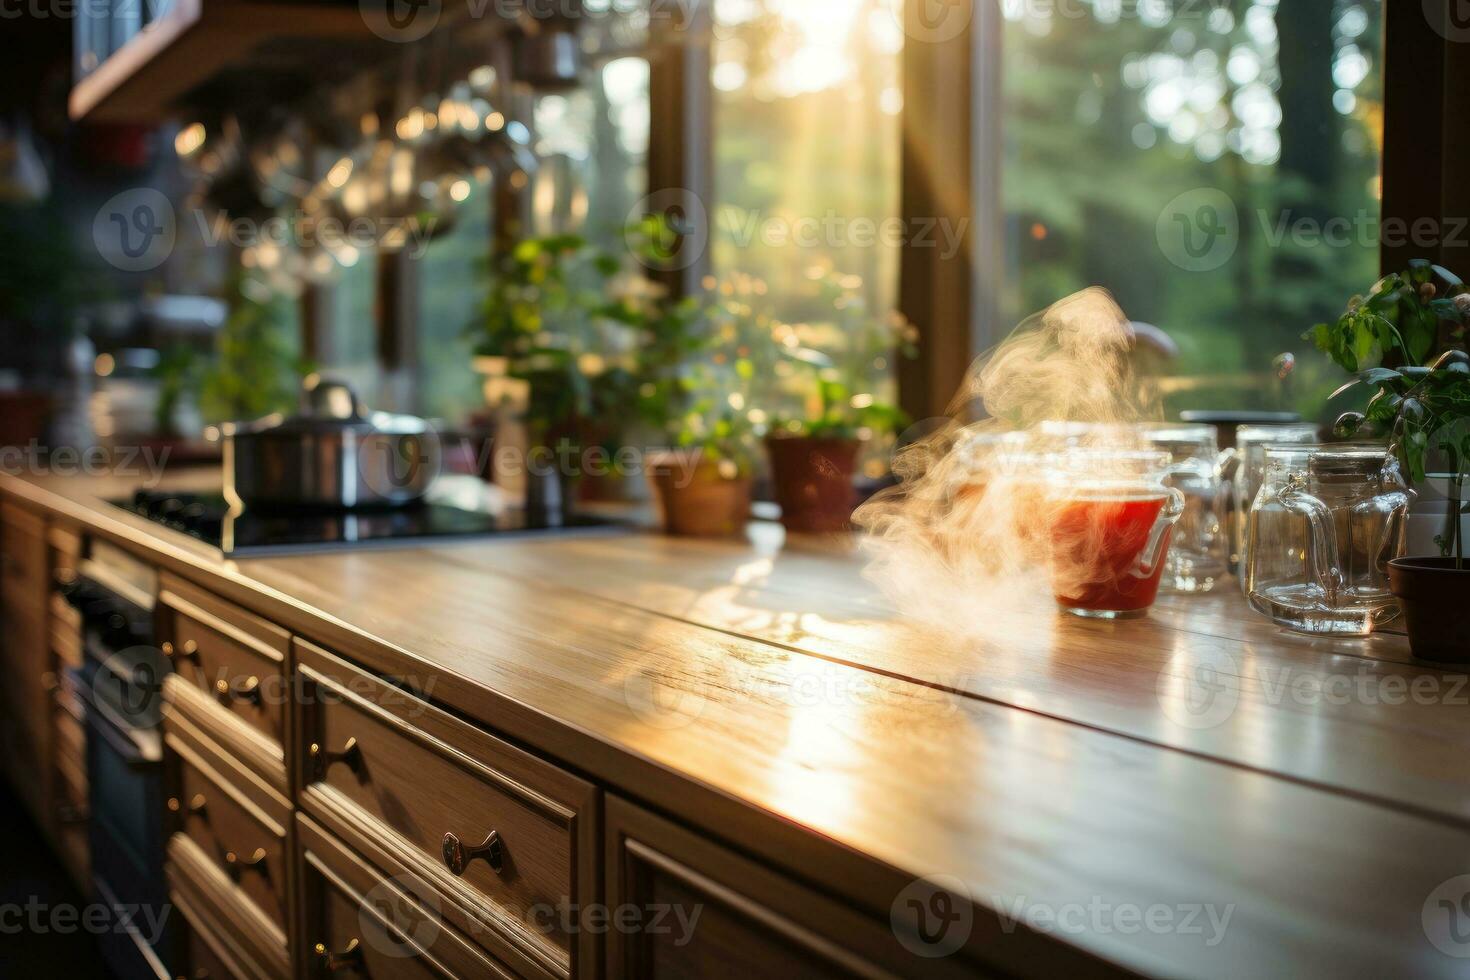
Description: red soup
xmin=1050 ymin=494 xmax=1173 ymax=616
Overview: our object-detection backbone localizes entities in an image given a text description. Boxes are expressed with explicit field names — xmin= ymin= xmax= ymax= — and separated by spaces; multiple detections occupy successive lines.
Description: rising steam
xmin=853 ymin=287 xmax=1163 ymax=636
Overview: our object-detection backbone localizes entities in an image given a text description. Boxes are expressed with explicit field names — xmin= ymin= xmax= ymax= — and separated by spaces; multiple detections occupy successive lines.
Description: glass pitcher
xmin=1245 ymin=445 xmax=1413 ymax=635
xmin=1137 ymin=423 xmax=1229 ymax=594
xmin=1225 ymin=423 xmax=1321 ymax=586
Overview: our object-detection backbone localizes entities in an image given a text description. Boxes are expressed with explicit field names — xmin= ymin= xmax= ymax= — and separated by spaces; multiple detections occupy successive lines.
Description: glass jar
xmin=1046 ymin=449 xmax=1186 ymax=619
xmin=1137 ymin=423 xmax=1229 ymax=594
xmin=1245 ymin=445 xmax=1413 ymax=635
xmin=1226 ymin=423 xmax=1320 ymax=587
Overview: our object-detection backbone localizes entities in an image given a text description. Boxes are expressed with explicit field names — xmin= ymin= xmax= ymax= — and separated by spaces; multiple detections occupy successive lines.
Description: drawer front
xmin=168 ymin=832 xmax=290 ymax=980
xmin=159 ymin=575 xmax=290 ymax=787
xmin=173 ymin=744 xmax=290 ymax=932
xmin=49 ymin=593 xmax=82 ymax=669
xmin=315 ymin=877 xmax=443 ymax=980
xmin=186 ymin=919 xmax=247 ymax=980
xmin=296 ymin=639 xmax=598 ymax=980
xmin=167 ymin=603 xmax=286 ymax=747
xmin=299 ymin=812 xmax=514 ymax=980
xmin=606 ymin=797 xmax=984 ymax=980
xmin=1 ymin=502 xmax=46 ymax=595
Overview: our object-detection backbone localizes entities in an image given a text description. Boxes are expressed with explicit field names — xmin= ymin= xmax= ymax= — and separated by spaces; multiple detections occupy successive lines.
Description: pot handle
xmin=302 ymin=376 xmax=363 ymax=421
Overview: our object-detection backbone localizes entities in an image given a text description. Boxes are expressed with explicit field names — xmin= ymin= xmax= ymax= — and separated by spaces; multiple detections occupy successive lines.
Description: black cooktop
xmin=116 ymin=480 xmax=614 ymax=556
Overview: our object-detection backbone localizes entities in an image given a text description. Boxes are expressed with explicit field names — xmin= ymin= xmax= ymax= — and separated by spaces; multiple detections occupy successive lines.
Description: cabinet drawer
xmin=169 ymin=731 xmax=290 ymax=932
xmin=159 ymin=574 xmax=291 ymax=789
xmin=299 ymin=813 xmax=514 ymax=980
xmin=186 ymin=917 xmax=248 ymax=980
xmin=49 ymin=593 xmax=81 ymax=669
xmin=606 ymin=797 xmax=984 ymax=980
xmin=296 ymin=639 xmax=598 ymax=980
xmin=53 ymin=698 xmax=86 ymax=794
xmin=169 ymin=833 xmax=290 ymax=980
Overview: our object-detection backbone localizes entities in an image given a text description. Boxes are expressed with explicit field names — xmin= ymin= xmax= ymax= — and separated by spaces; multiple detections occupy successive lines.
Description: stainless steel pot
xmin=222 ymin=378 xmax=439 ymax=509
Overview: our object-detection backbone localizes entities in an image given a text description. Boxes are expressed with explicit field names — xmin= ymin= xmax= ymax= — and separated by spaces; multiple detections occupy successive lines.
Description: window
xmin=417 ymin=178 xmax=492 ymax=425
xmin=322 ymin=248 xmax=381 ymax=404
xmin=710 ymin=0 xmax=905 ymax=404
xmin=996 ymin=0 xmax=1385 ymax=419
xmin=529 ymin=56 xmax=651 ymax=245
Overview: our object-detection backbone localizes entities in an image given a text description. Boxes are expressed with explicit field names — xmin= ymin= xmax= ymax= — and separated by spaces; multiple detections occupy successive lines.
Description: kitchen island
xmin=2 ymin=468 xmax=1468 ymax=979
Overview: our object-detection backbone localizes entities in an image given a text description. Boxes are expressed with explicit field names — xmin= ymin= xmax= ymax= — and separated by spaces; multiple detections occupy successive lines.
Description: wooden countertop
xmin=6 ymin=469 xmax=1470 ymax=978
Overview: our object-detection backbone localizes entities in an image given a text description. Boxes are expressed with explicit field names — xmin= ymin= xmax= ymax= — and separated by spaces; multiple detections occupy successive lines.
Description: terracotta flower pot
xmin=1388 ymin=557 xmax=1470 ymax=664
xmin=765 ymin=435 xmax=859 ymax=533
xmin=647 ymin=453 xmax=752 ymax=536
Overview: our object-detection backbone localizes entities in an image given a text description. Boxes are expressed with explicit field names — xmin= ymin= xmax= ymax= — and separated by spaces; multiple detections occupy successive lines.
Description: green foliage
xmin=476 ymin=217 xmax=915 ymax=469
xmin=0 ymin=201 xmax=98 ymax=326
xmin=1323 ymin=264 xmax=1470 ymax=565
xmin=152 ymin=345 xmax=202 ymax=436
xmin=159 ymin=273 xmax=310 ymax=429
xmin=1307 ymin=260 xmax=1467 ymax=372
xmin=992 ymin=3 xmax=1384 ymax=424
xmin=649 ymin=275 xmax=773 ymax=475
xmin=473 ymin=222 xmax=675 ymax=443
xmin=764 ymin=268 xmax=916 ymax=440
xmin=639 ymin=269 xmax=915 ymax=472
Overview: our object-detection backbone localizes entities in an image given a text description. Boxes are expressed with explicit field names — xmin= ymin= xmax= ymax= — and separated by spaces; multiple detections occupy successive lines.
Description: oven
xmin=63 ymin=541 xmax=176 ymax=980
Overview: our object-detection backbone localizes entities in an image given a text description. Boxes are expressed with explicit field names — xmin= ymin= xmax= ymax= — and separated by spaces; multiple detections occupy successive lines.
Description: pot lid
xmin=250 ymin=376 xmax=370 ymax=434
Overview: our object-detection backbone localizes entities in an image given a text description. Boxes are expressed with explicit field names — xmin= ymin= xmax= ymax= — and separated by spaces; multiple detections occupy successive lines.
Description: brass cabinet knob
xmin=309 ymin=737 xmax=362 ymax=780
xmin=167 ymin=793 xmax=208 ymax=818
xmin=442 ymin=830 xmax=503 ymax=876
xmin=214 ymin=675 xmax=261 ymax=705
xmin=162 ymin=639 xmax=199 ymax=664
xmin=222 ymin=847 xmax=268 ymax=877
xmin=313 ymin=938 xmax=363 ymax=973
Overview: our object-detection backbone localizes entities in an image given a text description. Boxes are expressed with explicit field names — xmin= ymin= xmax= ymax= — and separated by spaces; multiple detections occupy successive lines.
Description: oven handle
xmin=87 ymin=701 xmax=152 ymax=769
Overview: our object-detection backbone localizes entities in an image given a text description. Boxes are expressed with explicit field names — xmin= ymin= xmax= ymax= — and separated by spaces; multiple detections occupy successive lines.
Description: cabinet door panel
xmin=1 ymin=502 xmax=52 ymax=823
xmin=605 ymin=797 xmax=986 ymax=980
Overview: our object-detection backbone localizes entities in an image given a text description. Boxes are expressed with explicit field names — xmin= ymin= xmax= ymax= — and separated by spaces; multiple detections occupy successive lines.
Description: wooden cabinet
xmin=164 ymin=682 xmax=294 ymax=979
xmin=605 ymin=797 xmax=982 ymax=980
xmin=169 ymin=831 xmax=293 ymax=980
xmin=295 ymin=638 xmax=600 ymax=980
xmin=70 ymin=0 xmax=405 ymax=123
xmin=0 ymin=501 xmax=54 ymax=827
xmin=158 ymin=572 xmax=292 ymax=793
xmin=160 ymin=581 xmax=297 ymax=980
xmin=298 ymin=813 xmax=514 ymax=980
xmin=169 ymin=711 xmax=292 ymax=932
xmin=185 ymin=917 xmax=253 ymax=980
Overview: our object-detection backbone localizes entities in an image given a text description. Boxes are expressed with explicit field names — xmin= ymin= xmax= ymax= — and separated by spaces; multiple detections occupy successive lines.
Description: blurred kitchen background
xmin=0 ymin=0 xmax=1384 ymax=472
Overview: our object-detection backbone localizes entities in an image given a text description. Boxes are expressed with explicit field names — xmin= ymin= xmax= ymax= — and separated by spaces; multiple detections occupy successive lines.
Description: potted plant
xmin=639 ymin=278 xmax=764 ymax=536
xmin=1310 ymin=260 xmax=1470 ymax=662
xmin=473 ymin=225 xmax=670 ymax=511
xmin=764 ymin=271 xmax=915 ymax=533
xmin=646 ymin=421 xmax=758 ymax=537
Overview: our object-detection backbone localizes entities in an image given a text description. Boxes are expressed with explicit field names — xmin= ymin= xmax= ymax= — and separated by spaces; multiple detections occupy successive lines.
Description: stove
xmin=117 ymin=477 xmax=614 ymax=556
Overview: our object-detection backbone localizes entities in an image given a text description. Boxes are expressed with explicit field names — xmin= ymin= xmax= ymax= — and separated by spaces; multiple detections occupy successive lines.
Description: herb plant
xmin=1311 ymin=260 xmax=1470 ymax=566
xmin=474 ymin=221 xmax=678 ymax=446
